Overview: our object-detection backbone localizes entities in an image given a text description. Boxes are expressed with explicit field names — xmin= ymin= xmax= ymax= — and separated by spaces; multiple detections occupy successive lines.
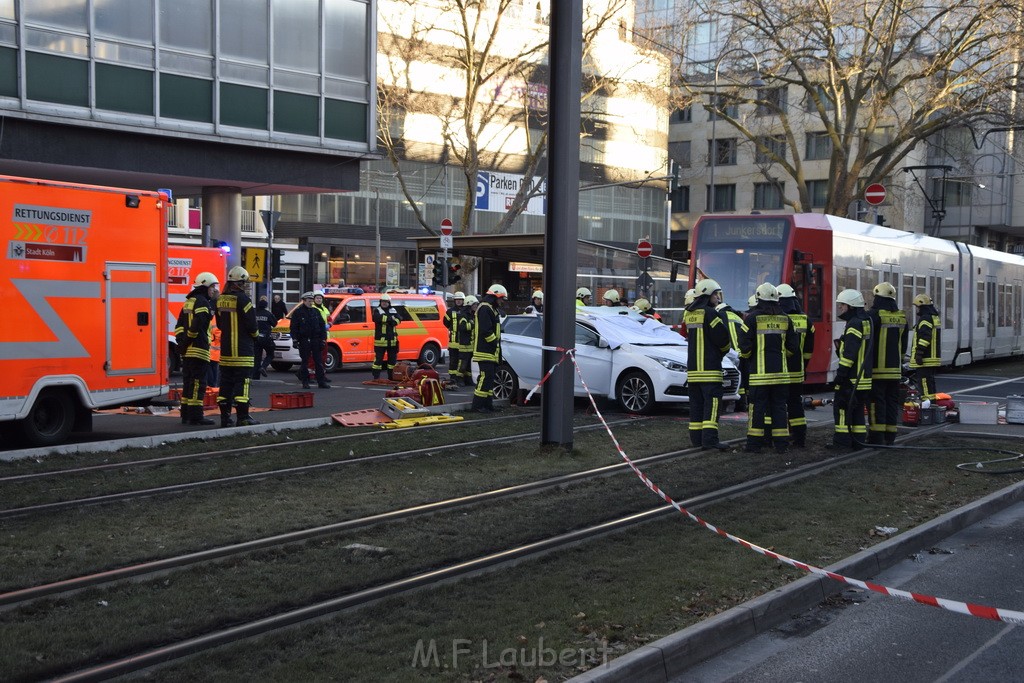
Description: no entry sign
xmin=636 ymin=239 xmax=653 ymax=259
xmin=439 ymin=218 xmax=454 ymax=236
xmin=864 ymin=183 xmax=887 ymax=206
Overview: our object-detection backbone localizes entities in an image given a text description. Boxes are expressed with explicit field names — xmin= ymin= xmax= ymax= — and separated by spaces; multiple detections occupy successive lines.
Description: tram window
xmin=836 ymin=266 xmax=857 ymax=297
xmin=944 ymin=279 xmax=954 ymax=329
xmin=976 ymin=282 xmax=985 ymax=327
xmin=902 ymin=274 xmax=914 ymax=318
xmin=929 ymin=278 xmax=941 ymax=312
xmin=806 ymin=265 xmax=823 ymax=322
xmin=1015 ymin=284 xmax=1022 ymax=335
xmin=859 ymin=268 xmax=877 ymax=307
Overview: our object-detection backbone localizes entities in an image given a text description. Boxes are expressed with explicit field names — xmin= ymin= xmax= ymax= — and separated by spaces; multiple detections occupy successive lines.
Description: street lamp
xmin=709 ymin=48 xmax=766 ymax=212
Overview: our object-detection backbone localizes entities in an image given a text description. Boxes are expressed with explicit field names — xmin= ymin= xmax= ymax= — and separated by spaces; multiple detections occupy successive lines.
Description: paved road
xmin=677 ymin=500 xmax=1024 ymax=683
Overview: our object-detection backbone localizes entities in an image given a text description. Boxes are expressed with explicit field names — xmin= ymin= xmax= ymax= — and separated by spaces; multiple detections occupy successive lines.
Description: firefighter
xmin=308 ymin=291 xmax=330 ymax=374
xmin=868 ymin=282 xmax=908 ymax=444
xmin=576 ymin=287 xmax=592 ymax=307
xmin=683 ymin=279 xmax=732 ymax=449
xmin=739 ymin=283 xmax=800 ymax=453
xmin=473 ymin=284 xmax=507 ymax=412
xmin=777 ymin=283 xmax=815 ymax=446
xmin=174 ymin=271 xmax=219 ymax=426
xmin=525 ymin=290 xmax=544 ymax=314
xmin=371 ymin=293 xmax=402 ymax=380
xmin=444 ymin=291 xmax=465 ymax=383
xmin=216 ymin=266 xmax=260 ymax=427
xmin=833 ymin=289 xmax=873 ymax=449
xmin=290 ymin=292 xmax=329 ymax=389
xmin=456 ymin=294 xmax=478 ymax=385
xmin=602 ymin=289 xmax=625 ymax=306
xmin=716 ymin=294 xmax=746 ymax=410
xmin=252 ymin=298 xmax=278 ymax=379
xmin=910 ymin=293 xmax=941 ymax=401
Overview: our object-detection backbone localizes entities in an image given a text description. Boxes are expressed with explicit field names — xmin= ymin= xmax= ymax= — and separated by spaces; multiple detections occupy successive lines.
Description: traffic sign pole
xmin=636 ymin=239 xmax=654 ymax=298
xmin=439 ymin=219 xmax=453 ymax=289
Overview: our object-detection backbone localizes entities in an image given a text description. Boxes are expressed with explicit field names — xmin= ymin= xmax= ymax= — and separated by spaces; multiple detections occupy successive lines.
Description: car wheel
xmin=20 ymin=390 xmax=75 ymax=446
xmin=271 ymin=362 xmax=293 ymax=372
xmin=418 ymin=342 xmax=442 ymax=367
xmin=492 ymin=363 xmax=520 ymax=402
xmin=617 ymin=370 xmax=656 ymax=415
xmin=324 ymin=345 xmax=341 ymax=373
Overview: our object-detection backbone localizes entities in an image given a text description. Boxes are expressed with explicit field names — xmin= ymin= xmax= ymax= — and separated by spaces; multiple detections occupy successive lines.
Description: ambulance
xmin=167 ymin=245 xmax=227 ymax=373
xmin=0 ymin=176 xmax=169 ymax=446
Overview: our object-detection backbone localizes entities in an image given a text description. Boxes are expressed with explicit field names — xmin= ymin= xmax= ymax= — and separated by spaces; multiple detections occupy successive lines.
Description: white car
xmin=494 ymin=310 xmax=742 ymax=414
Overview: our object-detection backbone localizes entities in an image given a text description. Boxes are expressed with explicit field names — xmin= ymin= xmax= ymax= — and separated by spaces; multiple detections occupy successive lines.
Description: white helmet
xmin=576 ymin=287 xmax=592 ymax=299
xmin=227 ymin=265 xmax=249 ymax=282
xmin=194 ymin=271 xmax=220 ymax=288
xmin=313 ymin=290 xmax=324 ymax=299
xmin=776 ymin=283 xmax=796 ymax=298
xmin=531 ymin=290 xmax=544 ymax=301
xmin=464 ymin=295 xmax=479 ymax=305
xmin=487 ymin=284 xmax=508 ymax=298
xmin=873 ymin=282 xmax=897 ymax=298
xmin=695 ymin=279 xmax=722 ymax=297
xmin=913 ymin=293 xmax=933 ymax=306
xmin=632 ymin=298 xmax=651 ymax=312
xmin=380 ymin=293 xmax=392 ymax=302
xmin=454 ymin=291 xmax=465 ymax=300
xmin=755 ymin=282 xmax=779 ymax=302
xmin=603 ymin=289 xmax=620 ymax=303
xmin=836 ymin=289 xmax=865 ymax=307
xmin=747 ymin=295 xmax=757 ymax=309
xmin=684 ymin=288 xmax=696 ymax=306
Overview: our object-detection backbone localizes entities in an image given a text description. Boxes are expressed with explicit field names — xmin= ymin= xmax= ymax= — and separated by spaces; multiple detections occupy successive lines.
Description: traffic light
xmin=448 ymin=262 xmax=462 ymax=285
xmin=432 ymin=257 xmax=447 ymax=287
xmin=876 ymin=215 xmax=887 ymax=227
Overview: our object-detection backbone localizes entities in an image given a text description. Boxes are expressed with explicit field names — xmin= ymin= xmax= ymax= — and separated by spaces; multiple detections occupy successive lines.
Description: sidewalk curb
xmin=571 ymin=478 xmax=1024 ymax=683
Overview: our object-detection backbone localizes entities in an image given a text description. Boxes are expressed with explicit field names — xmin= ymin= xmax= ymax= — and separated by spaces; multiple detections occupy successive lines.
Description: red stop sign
xmin=440 ymin=218 xmax=453 ymax=236
xmin=864 ymin=183 xmax=887 ymax=206
xmin=637 ymin=240 xmax=653 ymax=259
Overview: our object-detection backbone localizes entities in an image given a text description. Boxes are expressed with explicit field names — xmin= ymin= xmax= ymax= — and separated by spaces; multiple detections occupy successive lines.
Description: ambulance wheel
xmin=271 ymin=362 xmax=293 ymax=372
xmin=617 ymin=371 xmax=655 ymax=415
xmin=492 ymin=363 xmax=520 ymax=402
xmin=324 ymin=346 xmax=341 ymax=373
xmin=418 ymin=343 xmax=442 ymax=367
xmin=20 ymin=390 xmax=75 ymax=446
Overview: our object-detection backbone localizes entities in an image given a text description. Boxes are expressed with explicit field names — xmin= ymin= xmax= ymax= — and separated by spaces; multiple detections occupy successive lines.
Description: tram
xmin=689 ymin=213 xmax=1024 ymax=383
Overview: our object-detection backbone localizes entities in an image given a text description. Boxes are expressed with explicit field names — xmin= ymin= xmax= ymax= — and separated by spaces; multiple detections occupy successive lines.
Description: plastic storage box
xmin=270 ymin=392 xmax=314 ymax=409
xmin=958 ymin=401 xmax=998 ymax=424
xmin=918 ymin=405 xmax=946 ymax=425
xmin=1006 ymin=395 xmax=1024 ymax=424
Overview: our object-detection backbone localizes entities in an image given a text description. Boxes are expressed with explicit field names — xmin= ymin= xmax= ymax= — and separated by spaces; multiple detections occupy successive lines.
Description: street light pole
xmin=709 ymin=48 xmax=765 ymax=212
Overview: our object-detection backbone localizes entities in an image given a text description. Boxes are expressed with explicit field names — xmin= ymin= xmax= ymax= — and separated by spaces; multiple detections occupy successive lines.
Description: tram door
xmin=984 ymin=276 xmax=997 ymax=356
xmin=1014 ymin=279 xmax=1023 ymax=353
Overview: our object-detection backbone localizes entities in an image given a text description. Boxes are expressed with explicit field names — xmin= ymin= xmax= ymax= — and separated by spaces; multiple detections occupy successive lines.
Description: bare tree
xmin=680 ymin=0 xmax=1024 ymax=215
xmin=378 ymin=0 xmax=668 ymax=236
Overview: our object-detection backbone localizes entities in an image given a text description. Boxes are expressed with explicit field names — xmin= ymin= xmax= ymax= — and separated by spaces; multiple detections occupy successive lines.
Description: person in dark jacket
xmin=910 ymin=293 xmax=942 ymax=400
xmin=456 ymin=295 xmax=478 ymax=386
xmin=216 ymin=266 xmax=260 ymax=427
xmin=174 ymin=271 xmax=219 ymax=426
xmin=867 ymin=282 xmax=907 ymax=444
xmin=371 ymin=293 xmax=402 ymax=380
xmin=290 ymin=291 xmax=329 ymax=389
xmin=252 ymin=298 xmax=279 ymax=379
xmin=472 ymin=284 xmax=507 ymax=412
xmin=444 ymin=292 xmax=466 ymax=384
xmin=833 ymin=289 xmax=873 ymax=449
xmin=524 ymin=290 xmax=544 ymax=314
xmin=777 ymin=283 xmax=815 ymax=446
xmin=683 ymin=279 xmax=732 ymax=449
xmin=271 ymin=293 xmax=288 ymax=320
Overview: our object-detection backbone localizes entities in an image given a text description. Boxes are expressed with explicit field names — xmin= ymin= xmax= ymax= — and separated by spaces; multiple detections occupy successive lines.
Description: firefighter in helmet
xmin=777 ymin=283 xmax=816 ymax=446
xmin=371 ymin=293 xmax=402 ymax=380
xmin=174 ymin=271 xmax=219 ymax=426
xmin=715 ymin=291 xmax=746 ymax=410
xmin=683 ymin=279 xmax=732 ymax=449
xmin=833 ymin=289 xmax=873 ymax=449
xmin=868 ymin=282 xmax=907 ymax=444
xmin=575 ymin=287 xmax=592 ymax=307
xmin=444 ymin=291 xmax=466 ymax=384
xmin=473 ymin=284 xmax=507 ymax=411
xmin=910 ymin=293 xmax=941 ymax=401
xmin=602 ymin=289 xmax=625 ymax=306
xmin=525 ymin=290 xmax=544 ymax=314
xmin=216 ymin=266 xmax=260 ymax=427
xmin=456 ymin=295 xmax=478 ymax=385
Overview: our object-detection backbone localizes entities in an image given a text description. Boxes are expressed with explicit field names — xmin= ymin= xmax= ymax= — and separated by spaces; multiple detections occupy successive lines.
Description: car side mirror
xmin=597 ymin=338 xmax=609 ymax=349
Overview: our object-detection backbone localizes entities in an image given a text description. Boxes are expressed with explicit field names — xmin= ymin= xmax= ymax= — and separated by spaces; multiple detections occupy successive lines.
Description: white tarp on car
xmin=577 ymin=310 xmax=685 ymax=350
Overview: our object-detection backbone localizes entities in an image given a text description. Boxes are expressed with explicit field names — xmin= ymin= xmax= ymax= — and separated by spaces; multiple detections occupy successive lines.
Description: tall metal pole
xmin=541 ymin=0 xmax=582 ymax=449
xmin=375 ymin=190 xmax=381 ymax=290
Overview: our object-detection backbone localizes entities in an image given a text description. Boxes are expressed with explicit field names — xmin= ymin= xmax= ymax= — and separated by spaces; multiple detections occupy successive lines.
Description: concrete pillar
xmin=201 ymin=186 xmax=242 ymax=267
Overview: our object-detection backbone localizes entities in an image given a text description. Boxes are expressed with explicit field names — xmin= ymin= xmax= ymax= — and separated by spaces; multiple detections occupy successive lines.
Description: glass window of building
xmin=325 ymin=0 xmax=367 ymax=79
xmin=708 ymin=184 xmax=736 ymax=212
xmin=756 ymin=86 xmax=787 ymax=116
xmin=669 ymin=140 xmax=690 ymax=168
xmin=805 ymin=132 xmax=832 ymax=160
xmin=755 ymin=135 xmax=786 ymax=163
xmin=806 ymin=179 xmax=829 ymax=207
xmin=220 ymin=0 xmax=268 ymax=63
xmin=24 ymin=1 xmax=87 ymax=31
xmin=753 ymin=181 xmax=784 ymax=210
xmin=670 ymin=185 xmax=690 ymax=213
xmin=95 ymin=0 xmax=153 ymax=43
xmin=158 ymin=0 xmax=212 ymax=54
xmin=273 ymin=0 xmax=320 ymax=72
xmin=709 ymin=138 xmax=737 ymax=165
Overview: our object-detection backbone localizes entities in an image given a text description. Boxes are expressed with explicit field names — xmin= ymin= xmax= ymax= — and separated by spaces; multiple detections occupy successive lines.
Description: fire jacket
xmin=683 ymin=303 xmax=731 ymax=383
xmin=717 ymin=305 xmax=744 ymax=352
xmin=216 ymin=286 xmax=258 ymax=367
xmin=290 ymin=304 xmax=327 ymax=345
xmin=174 ymin=287 xmax=214 ymax=362
xmin=868 ymin=301 xmax=908 ymax=380
xmin=738 ymin=308 xmax=799 ymax=386
xmin=473 ymin=295 xmax=501 ymax=363
xmin=784 ymin=312 xmax=815 ymax=383
xmin=373 ymin=305 xmax=401 ymax=348
xmin=444 ymin=307 xmax=463 ymax=351
xmin=836 ymin=309 xmax=873 ymax=390
xmin=910 ymin=307 xmax=941 ymax=369
xmin=456 ymin=305 xmax=475 ymax=349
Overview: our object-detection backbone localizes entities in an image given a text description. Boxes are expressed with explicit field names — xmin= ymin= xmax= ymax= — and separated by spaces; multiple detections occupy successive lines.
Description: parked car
xmin=493 ymin=310 xmax=741 ymax=414
xmin=270 ymin=292 xmax=447 ymax=372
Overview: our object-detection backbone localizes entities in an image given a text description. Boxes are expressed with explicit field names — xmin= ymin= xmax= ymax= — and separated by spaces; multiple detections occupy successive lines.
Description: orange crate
xmin=271 ymin=392 xmax=314 ymax=409
xmin=168 ymin=387 xmax=219 ymax=407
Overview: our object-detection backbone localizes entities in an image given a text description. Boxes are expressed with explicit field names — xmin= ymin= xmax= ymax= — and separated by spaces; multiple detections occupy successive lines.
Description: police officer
xmin=910 ymin=293 xmax=941 ymax=401
xmin=777 ymin=283 xmax=815 ymax=447
xmin=456 ymin=295 xmax=478 ymax=385
xmin=867 ymin=282 xmax=908 ymax=445
xmin=575 ymin=287 xmax=592 ymax=307
xmin=444 ymin=291 xmax=466 ymax=384
xmin=739 ymin=283 xmax=800 ymax=453
xmin=372 ymin=293 xmax=402 ymax=380
xmin=684 ymin=279 xmax=732 ymax=449
xmin=216 ymin=266 xmax=260 ymax=427
xmin=252 ymin=298 xmax=278 ymax=379
xmin=290 ymin=292 xmax=329 ymax=389
xmin=834 ymin=289 xmax=873 ymax=449
xmin=473 ymin=284 xmax=507 ymax=412
xmin=525 ymin=290 xmax=544 ymax=314
xmin=174 ymin=271 xmax=219 ymax=426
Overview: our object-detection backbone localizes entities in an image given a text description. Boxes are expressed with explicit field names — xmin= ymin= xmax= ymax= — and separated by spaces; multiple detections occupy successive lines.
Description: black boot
xmin=180 ymin=403 xmax=189 ymax=424
xmin=486 ymin=396 xmax=501 ymax=412
xmin=188 ymin=405 xmax=215 ymax=426
xmin=236 ymin=403 xmax=259 ymax=427
xmin=220 ymin=403 xmax=234 ymax=428
xmin=472 ymin=395 xmax=491 ymax=413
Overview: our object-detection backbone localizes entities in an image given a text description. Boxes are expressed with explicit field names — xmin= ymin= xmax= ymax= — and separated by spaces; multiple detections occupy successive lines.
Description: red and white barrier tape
xmin=523 ymin=347 xmax=574 ymax=403
xmin=563 ymin=352 xmax=1024 ymax=626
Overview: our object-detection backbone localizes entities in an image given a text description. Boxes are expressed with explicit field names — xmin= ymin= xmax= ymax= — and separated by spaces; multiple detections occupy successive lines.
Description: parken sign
xmin=476 ymin=171 xmax=547 ymax=216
